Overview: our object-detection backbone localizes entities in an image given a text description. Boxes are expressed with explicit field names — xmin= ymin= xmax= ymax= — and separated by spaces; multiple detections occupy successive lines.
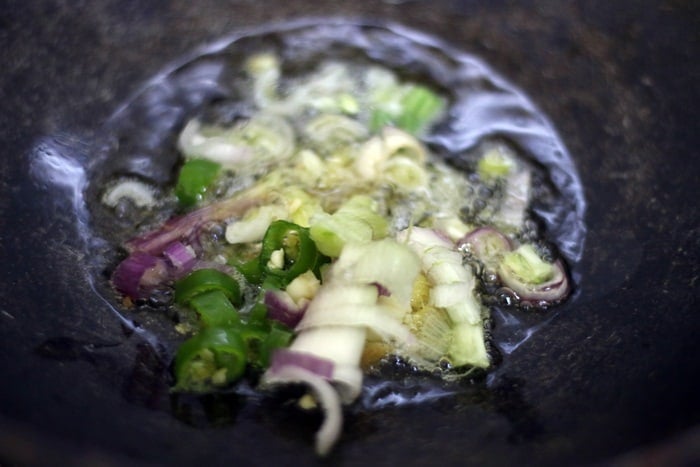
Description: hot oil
xmin=34 ymin=20 xmax=586 ymax=415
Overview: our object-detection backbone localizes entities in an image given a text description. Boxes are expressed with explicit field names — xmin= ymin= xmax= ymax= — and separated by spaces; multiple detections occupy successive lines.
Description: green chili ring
xmin=259 ymin=220 xmax=326 ymax=288
xmin=174 ymin=268 xmax=242 ymax=306
xmin=174 ymin=327 xmax=247 ymax=392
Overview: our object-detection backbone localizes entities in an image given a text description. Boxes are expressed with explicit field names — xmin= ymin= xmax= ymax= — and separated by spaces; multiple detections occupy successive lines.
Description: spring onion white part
xmin=102 ymin=178 xmax=158 ymax=208
xmin=105 ymin=50 xmax=574 ymax=455
xmin=263 ymin=364 xmax=343 ymax=456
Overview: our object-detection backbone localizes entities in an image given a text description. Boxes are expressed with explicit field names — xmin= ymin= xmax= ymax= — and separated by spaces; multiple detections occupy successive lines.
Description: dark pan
xmin=1 ymin=1 xmax=698 ymax=465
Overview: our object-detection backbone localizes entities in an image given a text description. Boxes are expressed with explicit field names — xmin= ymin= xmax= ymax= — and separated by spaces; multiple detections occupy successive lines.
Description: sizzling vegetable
xmin=106 ymin=54 xmax=571 ymax=455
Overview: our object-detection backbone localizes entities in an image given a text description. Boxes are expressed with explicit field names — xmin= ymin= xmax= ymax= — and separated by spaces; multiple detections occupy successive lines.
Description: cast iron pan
xmin=1 ymin=1 xmax=698 ymax=466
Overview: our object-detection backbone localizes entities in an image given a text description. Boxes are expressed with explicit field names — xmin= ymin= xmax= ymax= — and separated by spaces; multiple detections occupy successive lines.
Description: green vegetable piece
xmin=260 ymin=220 xmax=327 ymax=287
xmin=309 ymin=213 xmax=373 ymax=258
xmin=174 ymin=268 xmax=242 ymax=307
xmin=247 ymin=300 xmax=269 ymax=324
xmin=259 ymin=323 xmax=294 ymax=367
xmin=369 ymin=109 xmax=395 ymax=133
xmin=477 ymin=148 xmax=516 ymax=180
xmin=396 ymin=85 xmax=445 ymax=135
xmin=235 ymin=257 xmax=264 ymax=285
xmin=336 ymin=195 xmax=389 ymax=239
xmin=175 ymin=158 xmax=221 ymax=207
xmin=237 ymin=321 xmax=271 ymax=366
xmin=500 ymin=244 xmax=554 ymax=285
xmin=309 ymin=195 xmax=388 ymax=257
xmin=189 ymin=290 xmax=242 ymax=328
xmin=174 ymin=327 xmax=247 ymax=392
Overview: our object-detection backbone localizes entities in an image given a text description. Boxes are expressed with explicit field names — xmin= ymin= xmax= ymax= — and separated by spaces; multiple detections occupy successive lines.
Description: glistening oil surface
xmin=35 ymin=20 xmax=586 ymax=415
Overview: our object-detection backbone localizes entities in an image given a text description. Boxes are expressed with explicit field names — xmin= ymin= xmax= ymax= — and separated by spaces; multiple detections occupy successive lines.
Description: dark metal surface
xmin=1 ymin=1 xmax=698 ymax=466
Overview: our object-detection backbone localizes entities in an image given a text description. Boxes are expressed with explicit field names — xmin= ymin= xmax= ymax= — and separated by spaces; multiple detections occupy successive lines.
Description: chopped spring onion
xmin=102 ymin=178 xmax=157 ymax=208
xmin=105 ymin=51 xmax=573 ymax=456
xmin=477 ymin=147 xmax=517 ymax=179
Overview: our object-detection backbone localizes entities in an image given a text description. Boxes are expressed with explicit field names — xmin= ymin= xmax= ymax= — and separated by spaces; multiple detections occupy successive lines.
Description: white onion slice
xmin=262 ymin=365 xmax=343 ymax=456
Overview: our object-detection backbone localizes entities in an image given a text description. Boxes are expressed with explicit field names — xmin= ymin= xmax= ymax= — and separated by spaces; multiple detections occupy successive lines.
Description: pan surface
xmin=1 ymin=1 xmax=698 ymax=465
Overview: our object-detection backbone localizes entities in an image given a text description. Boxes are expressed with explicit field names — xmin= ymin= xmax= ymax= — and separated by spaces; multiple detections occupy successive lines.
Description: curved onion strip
xmin=262 ymin=365 xmax=343 ymax=457
xmin=458 ymin=226 xmax=513 ymax=266
xmin=163 ymin=241 xmax=197 ymax=272
xmin=269 ymin=349 xmax=334 ymax=379
xmin=330 ymin=364 xmax=364 ymax=403
xmin=102 ymin=178 xmax=157 ymax=208
xmin=124 ymin=192 xmax=261 ymax=255
xmin=499 ymin=259 xmax=570 ymax=305
xmin=265 ymin=290 xmax=307 ymax=328
xmin=296 ymin=304 xmax=413 ymax=344
xmin=112 ymin=252 xmax=165 ymax=299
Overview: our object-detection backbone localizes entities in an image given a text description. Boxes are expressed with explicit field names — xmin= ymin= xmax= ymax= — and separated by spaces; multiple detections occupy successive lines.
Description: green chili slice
xmin=259 ymin=220 xmax=327 ymax=288
xmin=262 ymin=323 xmax=294 ymax=366
xmin=174 ymin=268 xmax=242 ymax=306
xmin=175 ymin=158 xmax=221 ymax=207
xmin=173 ymin=327 xmax=247 ymax=393
xmin=189 ymin=290 xmax=242 ymax=328
xmin=235 ymin=256 xmax=264 ymax=285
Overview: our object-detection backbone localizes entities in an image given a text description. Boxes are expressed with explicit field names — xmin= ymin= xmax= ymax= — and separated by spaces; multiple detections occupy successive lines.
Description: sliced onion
xmin=265 ymin=289 xmax=308 ymax=328
xmin=262 ymin=364 xmax=343 ymax=457
xmin=398 ymin=226 xmax=454 ymax=251
xmin=125 ymin=194 xmax=260 ymax=255
xmin=162 ymin=241 xmax=197 ymax=272
xmin=499 ymin=259 xmax=570 ymax=305
xmin=458 ymin=226 xmax=513 ymax=267
xmin=112 ymin=252 xmax=167 ymax=299
xmin=297 ymin=303 xmax=413 ymax=344
xmin=102 ymin=178 xmax=157 ymax=208
xmin=268 ymin=349 xmax=335 ymax=379
xmin=371 ymin=282 xmax=391 ymax=297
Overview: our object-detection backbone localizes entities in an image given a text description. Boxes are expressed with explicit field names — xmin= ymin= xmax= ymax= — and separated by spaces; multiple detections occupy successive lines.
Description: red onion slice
xmin=458 ymin=226 xmax=513 ymax=266
xmin=268 ymin=349 xmax=335 ymax=380
xmin=163 ymin=241 xmax=197 ymax=272
xmin=125 ymin=195 xmax=260 ymax=255
xmin=112 ymin=252 xmax=167 ymax=299
xmin=264 ymin=290 xmax=308 ymax=328
xmin=499 ymin=259 xmax=570 ymax=306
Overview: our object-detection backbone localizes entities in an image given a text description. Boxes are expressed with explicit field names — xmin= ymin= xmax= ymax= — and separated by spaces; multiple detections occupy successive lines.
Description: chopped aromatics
xmin=105 ymin=51 xmax=572 ymax=456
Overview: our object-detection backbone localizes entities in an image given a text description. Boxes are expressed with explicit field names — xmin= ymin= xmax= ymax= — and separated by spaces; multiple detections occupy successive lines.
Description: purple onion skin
xmin=269 ymin=349 xmax=334 ymax=379
xmin=124 ymin=196 xmax=260 ymax=255
xmin=111 ymin=252 xmax=161 ymax=299
xmin=458 ymin=226 xmax=513 ymax=263
xmin=500 ymin=259 xmax=570 ymax=307
xmin=163 ymin=241 xmax=197 ymax=271
xmin=459 ymin=227 xmax=571 ymax=308
xmin=371 ymin=282 xmax=391 ymax=297
xmin=264 ymin=290 xmax=307 ymax=328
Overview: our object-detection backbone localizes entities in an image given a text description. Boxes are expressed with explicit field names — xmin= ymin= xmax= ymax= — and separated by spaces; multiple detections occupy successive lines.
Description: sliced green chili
xmin=258 ymin=323 xmax=294 ymax=367
xmin=259 ymin=220 xmax=327 ymax=288
xmin=234 ymin=256 xmax=264 ymax=285
xmin=237 ymin=321 xmax=271 ymax=366
xmin=175 ymin=158 xmax=221 ymax=207
xmin=173 ymin=327 xmax=247 ymax=393
xmin=189 ymin=290 xmax=242 ymax=328
xmin=174 ymin=268 xmax=242 ymax=307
